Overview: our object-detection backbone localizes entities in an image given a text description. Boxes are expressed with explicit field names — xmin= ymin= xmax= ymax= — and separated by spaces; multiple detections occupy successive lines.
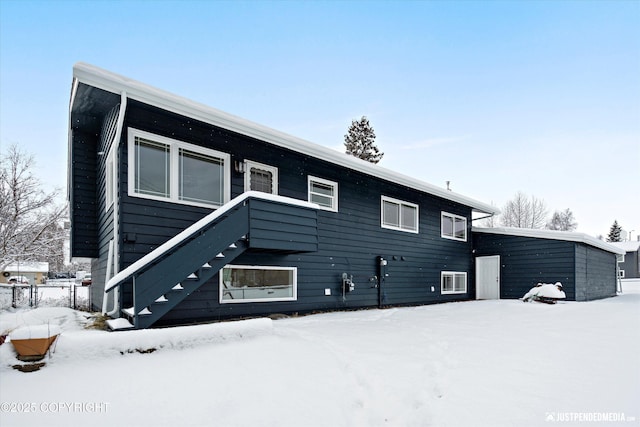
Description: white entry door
xmin=476 ymin=255 xmax=500 ymax=299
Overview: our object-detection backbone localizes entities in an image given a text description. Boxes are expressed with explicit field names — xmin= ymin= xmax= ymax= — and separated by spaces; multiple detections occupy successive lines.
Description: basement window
xmin=381 ymin=196 xmax=419 ymax=233
xmin=220 ymin=265 xmax=297 ymax=303
xmin=128 ymin=128 xmax=230 ymax=208
xmin=441 ymin=271 xmax=467 ymax=294
xmin=441 ymin=212 xmax=467 ymax=241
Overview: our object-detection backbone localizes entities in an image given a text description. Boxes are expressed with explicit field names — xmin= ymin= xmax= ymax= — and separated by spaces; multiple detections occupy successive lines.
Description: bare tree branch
xmin=0 ymin=144 xmax=67 ymax=271
xmin=500 ymin=191 xmax=548 ymax=229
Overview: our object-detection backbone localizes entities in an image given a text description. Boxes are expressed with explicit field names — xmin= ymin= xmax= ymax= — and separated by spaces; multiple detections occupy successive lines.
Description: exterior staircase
xmin=104 ymin=192 xmax=318 ymax=330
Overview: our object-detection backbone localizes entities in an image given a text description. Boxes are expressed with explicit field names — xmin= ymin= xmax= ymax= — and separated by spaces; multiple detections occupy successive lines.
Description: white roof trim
xmin=71 ymin=62 xmax=498 ymax=215
xmin=472 ymin=227 xmax=626 ymax=255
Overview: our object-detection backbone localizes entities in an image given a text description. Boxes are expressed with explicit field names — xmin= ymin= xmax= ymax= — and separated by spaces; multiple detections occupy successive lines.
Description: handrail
xmin=105 ymin=192 xmax=318 ymax=292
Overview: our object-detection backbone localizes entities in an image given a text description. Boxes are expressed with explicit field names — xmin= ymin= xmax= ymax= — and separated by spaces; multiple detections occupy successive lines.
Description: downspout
xmin=102 ymin=240 xmax=115 ymax=314
xmin=103 ymin=91 xmax=127 ymax=316
xmin=472 ymin=212 xmax=496 ymax=223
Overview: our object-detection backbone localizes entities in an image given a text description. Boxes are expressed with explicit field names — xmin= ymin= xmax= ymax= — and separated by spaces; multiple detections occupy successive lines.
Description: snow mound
xmin=1 ymin=316 xmax=273 ymax=368
xmin=9 ymin=324 xmax=61 ymax=340
xmin=522 ymin=282 xmax=566 ymax=301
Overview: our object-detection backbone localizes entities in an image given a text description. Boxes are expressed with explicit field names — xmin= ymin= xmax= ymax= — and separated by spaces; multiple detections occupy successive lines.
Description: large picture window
xmin=220 ymin=265 xmax=297 ymax=303
xmin=441 ymin=271 xmax=467 ymax=294
xmin=381 ymin=196 xmax=418 ymax=233
xmin=441 ymin=212 xmax=467 ymax=241
xmin=308 ymin=176 xmax=338 ymax=212
xmin=128 ymin=129 xmax=230 ymax=208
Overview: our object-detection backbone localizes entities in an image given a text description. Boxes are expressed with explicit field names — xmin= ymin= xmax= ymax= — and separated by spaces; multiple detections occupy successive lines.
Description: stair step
xmin=228 ymin=243 xmax=237 ymax=249
xmin=216 ymin=253 xmax=225 ymax=258
xmin=173 ymin=283 xmax=184 ymax=290
xmin=155 ymin=295 xmax=168 ymax=303
xmin=187 ymin=273 xmax=198 ymax=279
xmin=202 ymin=262 xmax=212 ymax=268
xmin=106 ymin=318 xmax=134 ymax=331
xmin=139 ymin=307 xmax=152 ymax=315
xmin=123 ymin=307 xmax=134 ymax=316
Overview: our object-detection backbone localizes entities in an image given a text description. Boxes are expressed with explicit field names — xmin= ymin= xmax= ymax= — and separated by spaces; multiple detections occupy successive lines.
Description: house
xmin=610 ymin=241 xmax=640 ymax=279
xmin=1 ymin=262 xmax=49 ymax=285
xmin=472 ymin=227 xmax=625 ymax=301
xmin=68 ymin=63 xmax=621 ymax=330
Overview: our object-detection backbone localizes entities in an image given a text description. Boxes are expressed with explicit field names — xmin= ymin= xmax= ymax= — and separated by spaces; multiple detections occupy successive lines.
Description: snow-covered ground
xmin=1 ymin=280 xmax=638 ymax=427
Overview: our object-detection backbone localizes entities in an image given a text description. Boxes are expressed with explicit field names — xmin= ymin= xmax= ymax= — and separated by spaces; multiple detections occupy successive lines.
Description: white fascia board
xmin=472 ymin=227 xmax=626 ymax=255
xmin=72 ymin=62 xmax=498 ymax=215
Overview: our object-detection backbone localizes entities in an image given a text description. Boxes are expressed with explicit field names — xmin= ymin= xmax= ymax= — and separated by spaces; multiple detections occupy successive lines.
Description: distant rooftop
xmin=2 ymin=262 xmax=49 ymax=273
xmin=609 ymin=241 xmax=640 ymax=252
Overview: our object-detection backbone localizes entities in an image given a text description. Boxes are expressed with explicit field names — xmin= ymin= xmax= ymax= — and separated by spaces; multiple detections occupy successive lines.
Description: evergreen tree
xmin=546 ymin=208 xmax=577 ymax=231
xmin=344 ymin=116 xmax=383 ymax=164
xmin=606 ymin=220 xmax=622 ymax=242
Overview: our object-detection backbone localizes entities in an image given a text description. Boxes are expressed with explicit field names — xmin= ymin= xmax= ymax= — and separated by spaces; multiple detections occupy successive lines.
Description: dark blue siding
xmin=473 ymin=233 xmax=577 ymax=300
xmin=115 ymin=100 xmax=475 ymax=324
xmin=69 ymin=129 xmax=99 ymax=258
xmin=575 ymin=246 xmax=617 ymax=301
xmin=618 ymin=250 xmax=640 ymax=279
xmin=473 ymin=232 xmax=619 ymax=301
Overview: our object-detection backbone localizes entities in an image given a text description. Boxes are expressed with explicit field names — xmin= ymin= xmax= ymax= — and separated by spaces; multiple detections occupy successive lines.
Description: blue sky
xmin=1 ymin=0 xmax=638 ymax=238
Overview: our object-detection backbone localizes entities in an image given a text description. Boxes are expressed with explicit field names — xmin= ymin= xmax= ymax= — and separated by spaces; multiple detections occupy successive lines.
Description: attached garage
xmin=472 ymin=227 xmax=625 ymax=301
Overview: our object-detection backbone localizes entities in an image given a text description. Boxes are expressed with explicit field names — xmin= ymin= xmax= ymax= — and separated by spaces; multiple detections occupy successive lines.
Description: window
xmin=618 ymin=270 xmax=625 ymax=278
xmin=244 ymin=160 xmax=278 ymax=194
xmin=441 ymin=212 xmax=467 ymax=241
xmin=128 ymin=128 xmax=230 ymax=208
xmin=381 ymin=196 xmax=419 ymax=233
xmin=308 ymin=176 xmax=338 ymax=212
xmin=220 ymin=265 xmax=297 ymax=303
xmin=441 ymin=271 xmax=467 ymax=294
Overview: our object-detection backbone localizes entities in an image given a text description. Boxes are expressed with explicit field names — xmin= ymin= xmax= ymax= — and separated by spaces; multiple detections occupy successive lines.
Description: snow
xmin=1 ymin=280 xmax=639 ymax=427
xmin=9 ymin=324 xmax=61 ymax=340
xmin=472 ymin=227 xmax=626 ymax=255
xmin=522 ymin=283 xmax=567 ymax=301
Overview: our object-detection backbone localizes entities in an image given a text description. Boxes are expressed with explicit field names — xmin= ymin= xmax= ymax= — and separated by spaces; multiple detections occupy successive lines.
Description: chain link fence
xmin=0 ymin=280 xmax=91 ymax=311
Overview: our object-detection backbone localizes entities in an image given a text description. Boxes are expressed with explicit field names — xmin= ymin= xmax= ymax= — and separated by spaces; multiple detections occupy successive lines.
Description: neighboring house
xmin=1 ymin=262 xmax=49 ymax=285
xmin=68 ymin=63 xmax=621 ymax=330
xmin=610 ymin=241 xmax=640 ymax=279
xmin=472 ymin=228 xmax=625 ymax=301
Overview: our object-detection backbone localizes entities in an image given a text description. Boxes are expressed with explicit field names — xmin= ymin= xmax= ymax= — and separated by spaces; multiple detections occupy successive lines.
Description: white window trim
xmin=219 ymin=265 xmax=297 ymax=304
xmin=127 ymin=128 xmax=230 ymax=208
xmin=441 ymin=271 xmax=467 ymax=294
xmin=308 ymin=175 xmax=338 ymax=212
xmin=381 ymin=195 xmax=419 ymax=234
xmin=441 ymin=211 xmax=467 ymax=242
xmin=244 ymin=160 xmax=278 ymax=194
xmin=105 ymin=145 xmax=116 ymax=211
